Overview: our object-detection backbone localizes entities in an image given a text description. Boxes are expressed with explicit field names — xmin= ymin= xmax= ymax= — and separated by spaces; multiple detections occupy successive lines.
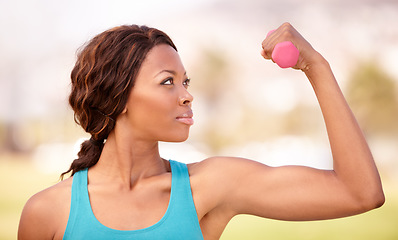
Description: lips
xmin=176 ymin=110 xmax=194 ymax=125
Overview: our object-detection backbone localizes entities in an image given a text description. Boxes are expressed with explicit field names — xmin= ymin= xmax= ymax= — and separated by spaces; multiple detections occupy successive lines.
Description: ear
xmin=121 ymin=107 xmax=127 ymax=114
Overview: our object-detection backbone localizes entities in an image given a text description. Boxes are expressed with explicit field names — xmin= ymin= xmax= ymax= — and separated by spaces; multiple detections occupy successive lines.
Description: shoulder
xmin=18 ymin=177 xmax=73 ymax=240
xmin=187 ymin=157 xmax=270 ymax=207
xmin=26 ymin=177 xmax=73 ymax=211
xmin=187 ymin=157 xmax=238 ymax=196
xmin=186 ymin=157 xmax=273 ymax=233
xmin=187 ymin=156 xmax=269 ymax=178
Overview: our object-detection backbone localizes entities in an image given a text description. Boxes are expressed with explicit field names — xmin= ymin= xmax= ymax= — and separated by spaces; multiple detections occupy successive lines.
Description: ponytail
xmin=61 ymin=137 xmax=104 ymax=179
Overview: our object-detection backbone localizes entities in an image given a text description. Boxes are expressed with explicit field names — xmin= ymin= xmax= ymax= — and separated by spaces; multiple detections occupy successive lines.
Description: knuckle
xmin=281 ymin=30 xmax=293 ymax=39
xmin=281 ymin=22 xmax=293 ymax=31
xmin=280 ymin=22 xmax=294 ymax=38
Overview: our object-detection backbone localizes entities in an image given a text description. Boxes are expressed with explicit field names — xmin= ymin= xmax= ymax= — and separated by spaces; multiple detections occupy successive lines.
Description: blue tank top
xmin=63 ymin=160 xmax=204 ymax=240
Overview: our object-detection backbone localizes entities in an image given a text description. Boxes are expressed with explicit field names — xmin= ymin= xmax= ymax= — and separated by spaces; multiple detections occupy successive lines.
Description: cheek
xmin=133 ymin=103 xmax=190 ymax=142
xmin=126 ymin=91 xmax=190 ymax=142
xmin=146 ymin=105 xmax=173 ymax=128
xmin=128 ymin=94 xmax=175 ymax=129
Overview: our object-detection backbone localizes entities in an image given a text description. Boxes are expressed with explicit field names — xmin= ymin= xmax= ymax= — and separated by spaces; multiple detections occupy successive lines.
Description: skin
xmin=18 ymin=23 xmax=385 ymax=240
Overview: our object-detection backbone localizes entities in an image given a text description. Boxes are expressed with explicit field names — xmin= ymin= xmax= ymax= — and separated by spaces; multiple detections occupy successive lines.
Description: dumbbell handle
xmin=267 ymin=30 xmax=299 ymax=68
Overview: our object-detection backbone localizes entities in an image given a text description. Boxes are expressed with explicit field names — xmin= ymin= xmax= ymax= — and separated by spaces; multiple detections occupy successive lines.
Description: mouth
xmin=176 ymin=111 xmax=194 ymax=125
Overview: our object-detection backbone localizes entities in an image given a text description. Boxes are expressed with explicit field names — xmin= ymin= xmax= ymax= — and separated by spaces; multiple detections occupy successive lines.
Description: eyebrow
xmin=154 ymin=69 xmax=187 ymax=78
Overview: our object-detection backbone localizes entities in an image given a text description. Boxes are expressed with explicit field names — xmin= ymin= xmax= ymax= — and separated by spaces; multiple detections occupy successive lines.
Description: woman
xmin=18 ymin=23 xmax=384 ymax=240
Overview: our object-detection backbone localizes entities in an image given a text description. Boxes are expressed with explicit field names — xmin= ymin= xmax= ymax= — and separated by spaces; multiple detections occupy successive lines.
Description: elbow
xmin=357 ymin=187 xmax=385 ymax=212
xmin=368 ymin=182 xmax=385 ymax=209
xmin=372 ymin=190 xmax=385 ymax=209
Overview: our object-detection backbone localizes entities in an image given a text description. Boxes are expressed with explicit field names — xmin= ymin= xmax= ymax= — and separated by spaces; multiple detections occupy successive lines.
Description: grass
xmin=221 ymin=183 xmax=398 ymax=239
xmin=221 ymin=199 xmax=398 ymax=239
xmin=1 ymin=153 xmax=397 ymax=240
xmin=0 ymin=154 xmax=60 ymax=240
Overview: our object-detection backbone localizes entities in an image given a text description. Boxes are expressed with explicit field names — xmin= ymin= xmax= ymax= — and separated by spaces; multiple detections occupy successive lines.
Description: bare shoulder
xmin=18 ymin=177 xmax=73 ymax=240
xmin=25 ymin=177 xmax=72 ymax=212
xmin=186 ymin=156 xmax=242 ymax=193
xmin=188 ymin=156 xmax=269 ymax=177
xmin=187 ymin=156 xmax=269 ymax=209
xmin=187 ymin=157 xmax=271 ymax=239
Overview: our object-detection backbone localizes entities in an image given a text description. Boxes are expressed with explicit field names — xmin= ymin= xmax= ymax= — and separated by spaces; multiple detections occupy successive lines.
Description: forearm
xmin=304 ymin=55 xmax=384 ymax=207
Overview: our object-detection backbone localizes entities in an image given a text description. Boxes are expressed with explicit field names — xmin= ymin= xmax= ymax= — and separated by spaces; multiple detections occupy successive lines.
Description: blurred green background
xmin=1 ymin=159 xmax=397 ymax=239
xmin=1 ymin=0 xmax=398 ymax=239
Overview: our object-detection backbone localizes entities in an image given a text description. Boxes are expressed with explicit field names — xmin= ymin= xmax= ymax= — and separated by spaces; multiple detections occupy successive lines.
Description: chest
xmin=91 ymin=186 xmax=170 ymax=230
xmin=62 ymin=168 xmax=204 ymax=240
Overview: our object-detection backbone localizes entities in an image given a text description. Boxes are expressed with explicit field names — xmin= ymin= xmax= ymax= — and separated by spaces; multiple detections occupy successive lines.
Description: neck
xmin=90 ymin=130 xmax=168 ymax=189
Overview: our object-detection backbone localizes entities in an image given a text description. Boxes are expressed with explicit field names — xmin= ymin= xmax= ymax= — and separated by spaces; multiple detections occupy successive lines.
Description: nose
xmin=179 ymin=88 xmax=194 ymax=106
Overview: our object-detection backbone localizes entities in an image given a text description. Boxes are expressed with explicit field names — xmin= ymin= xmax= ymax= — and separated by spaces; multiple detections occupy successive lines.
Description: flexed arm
xmin=262 ymin=23 xmax=385 ymax=211
xmin=194 ymin=23 xmax=384 ymax=224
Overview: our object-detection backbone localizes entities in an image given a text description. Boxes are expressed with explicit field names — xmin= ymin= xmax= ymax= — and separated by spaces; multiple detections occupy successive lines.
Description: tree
xmin=346 ymin=61 xmax=398 ymax=136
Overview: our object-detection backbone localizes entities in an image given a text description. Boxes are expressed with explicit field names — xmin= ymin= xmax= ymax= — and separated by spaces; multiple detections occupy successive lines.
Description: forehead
xmin=138 ymin=44 xmax=185 ymax=77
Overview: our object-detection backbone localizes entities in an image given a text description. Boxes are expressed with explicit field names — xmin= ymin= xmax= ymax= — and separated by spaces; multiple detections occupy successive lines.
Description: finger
xmin=261 ymin=30 xmax=277 ymax=59
xmin=266 ymin=29 xmax=276 ymax=38
xmin=260 ymin=49 xmax=271 ymax=59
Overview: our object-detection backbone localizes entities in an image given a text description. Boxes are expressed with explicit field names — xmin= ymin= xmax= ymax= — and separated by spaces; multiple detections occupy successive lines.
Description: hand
xmin=261 ymin=22 xmax=323 ymax=72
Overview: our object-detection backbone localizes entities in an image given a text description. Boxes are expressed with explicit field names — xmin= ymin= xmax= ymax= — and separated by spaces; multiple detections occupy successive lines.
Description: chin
xmin=160 ymin=132 xmax=190 ymax=143
xmin=167 ymin=136 xmax=189 ymax=143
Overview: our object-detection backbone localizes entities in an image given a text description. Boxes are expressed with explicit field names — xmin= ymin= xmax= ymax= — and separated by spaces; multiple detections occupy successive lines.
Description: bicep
xmin=213 ymin=157 xmax=361 ymax=221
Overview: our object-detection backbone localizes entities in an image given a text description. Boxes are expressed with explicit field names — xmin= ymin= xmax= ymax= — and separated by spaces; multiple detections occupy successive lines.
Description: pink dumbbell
xmin=267 ymin=30 xmax=299 ymax=68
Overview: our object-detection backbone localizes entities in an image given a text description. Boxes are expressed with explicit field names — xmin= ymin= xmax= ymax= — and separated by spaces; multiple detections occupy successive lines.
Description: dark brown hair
xmin=61 ymin=25 xmax=177 ymax=179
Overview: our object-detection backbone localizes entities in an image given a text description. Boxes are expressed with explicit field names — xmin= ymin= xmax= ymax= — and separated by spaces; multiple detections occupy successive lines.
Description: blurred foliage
xmin=281 ymin=104 xmax=324 ymax=137
xmin=0 ymin=156 xmax=60 ymax=240
xmin=191 ymin=45 xmax=331 ymax=154
xmin=0 ymin=120 xmax=5 ymax=151
xmin=0 ymin=112 xmax=84 ymax=154
xmin=191 ymin=46 xmax=238 ymax=153
xmin=191 ymin=46 xmax=231 ymax=103
xmin=190 ymin=45 xmax=329 ymax=153
xmin=346 ymin=61 xmax=398 ymax=136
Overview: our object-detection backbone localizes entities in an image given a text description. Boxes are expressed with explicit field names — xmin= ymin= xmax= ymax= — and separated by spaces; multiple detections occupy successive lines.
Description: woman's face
xmin=123 ymin=44 xmax=194 ymax=142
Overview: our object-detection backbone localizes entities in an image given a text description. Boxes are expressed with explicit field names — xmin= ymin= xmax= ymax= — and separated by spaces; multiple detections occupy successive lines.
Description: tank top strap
xmin=168 ymin=160 xmax=202 ymax=237
xmin=63 ymin=168 xmax=93 ymax=239
xmin=169 ymin=160 xmax=193 ymax=201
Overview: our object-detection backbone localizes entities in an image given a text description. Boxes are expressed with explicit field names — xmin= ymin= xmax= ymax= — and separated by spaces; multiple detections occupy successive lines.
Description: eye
xmin=183 ymin=78 xmax=191 ymax=87
xmin=161 ymin=77 xmax=174 ymax=85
